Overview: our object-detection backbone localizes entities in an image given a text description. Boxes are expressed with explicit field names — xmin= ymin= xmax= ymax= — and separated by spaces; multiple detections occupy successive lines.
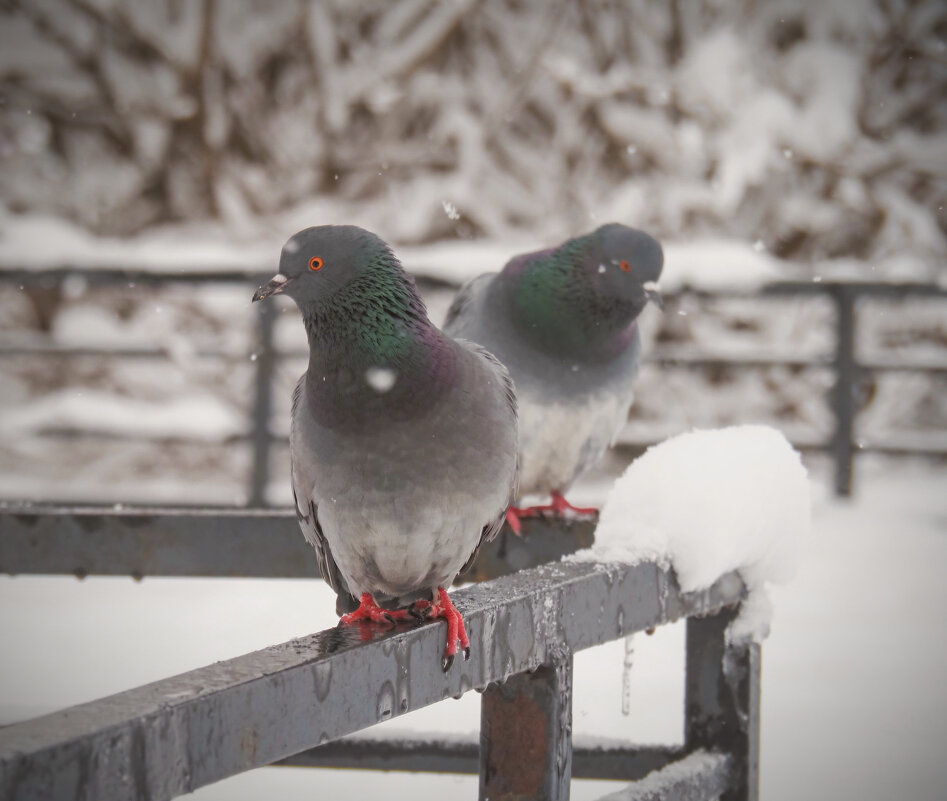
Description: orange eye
xmin=620 ymin=260 xmax=631 ymax=272
xmin=309 ymin=256 xmax=324 ymax=271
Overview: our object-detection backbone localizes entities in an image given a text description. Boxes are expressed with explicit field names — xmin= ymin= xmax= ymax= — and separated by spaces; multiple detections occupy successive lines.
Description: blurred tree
xmin=0 ymin=0 xmax=944 ymax=272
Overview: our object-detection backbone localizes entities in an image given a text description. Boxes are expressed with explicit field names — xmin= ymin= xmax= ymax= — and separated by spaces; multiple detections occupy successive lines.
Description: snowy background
xmin=1 ymin=1 xmax=946 ymax=799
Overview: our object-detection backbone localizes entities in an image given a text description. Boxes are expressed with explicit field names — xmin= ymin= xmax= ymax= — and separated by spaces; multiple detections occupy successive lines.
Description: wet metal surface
xmin=685 ymin=612 xmax=760 ymax=801
xmin=0 ymin=507 xmax=315 ymax=578
xmin=0 ymin=507 xmax=594 ymax=580
xmin=0 ymin=560 xmax=744 ymax=801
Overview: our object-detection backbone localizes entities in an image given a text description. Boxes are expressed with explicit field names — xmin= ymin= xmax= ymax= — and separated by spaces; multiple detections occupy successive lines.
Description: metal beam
xmin=0 ymin=561 xmax=745 ymax=801
xmin=0 ymin=508 xmax=595 ymax=579
xmin=831 ymin=285 xmax=857 ymax=496
xmin=278 ymin=735 xmax=685 ymax=781
xmin=0 ymin=267 xmax=456 ymax=292
xmin=685 ymin=611 xmax=760 ymax=801
xmin=480 ymin=655 xmax=573 ymax=800
xmin=248 ymin=301 xmax=276 ymax=507
xmin=0 ymin=507 xmax=314 ymax=579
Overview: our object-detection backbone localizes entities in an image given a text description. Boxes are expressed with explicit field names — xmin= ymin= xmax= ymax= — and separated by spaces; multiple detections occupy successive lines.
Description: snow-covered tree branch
xmin=0 ymin=0 xmax=944 ymax=274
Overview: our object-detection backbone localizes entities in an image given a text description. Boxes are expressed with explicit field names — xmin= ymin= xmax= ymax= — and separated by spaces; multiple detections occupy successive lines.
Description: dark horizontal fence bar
xmin=759 ymin=280 xmax=947 ymax=299
xmin=0 ymin=507 xmax=595 ymax=580
xmin=0 ymin=267 xmax=273 ymax=288
xmin=0 ymin=342 xmax=249 ymax=360
xmin=2 ymin=266 xmax=945 ymax=295
xmin=0 ymin=560 xmax=745 ymax=801
xmin=4 ymin=340 xmax=946 ymax=376
xmin=278 ymin=734 xmax=685 ymax=782
xmin=6 ymin=427 xmax=942 ymax=458
xmin=0 ymin=507 xmax=310 ymax=578
xmin=0 ymin=267 xmax=457 ymax=291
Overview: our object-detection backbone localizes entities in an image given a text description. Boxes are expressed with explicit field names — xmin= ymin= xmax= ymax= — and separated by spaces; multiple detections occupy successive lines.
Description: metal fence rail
xmin=0 ymin=557 xmax=753 ymax=801
xmin=2 ymin=268 xmax=945 ymax=501
xmin=0 ymin=508 xmax=594 ymax=581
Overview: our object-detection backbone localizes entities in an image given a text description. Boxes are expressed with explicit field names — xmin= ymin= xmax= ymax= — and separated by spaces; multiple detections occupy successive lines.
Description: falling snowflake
xmin=365 ymin=367 xmax=397 ymax=393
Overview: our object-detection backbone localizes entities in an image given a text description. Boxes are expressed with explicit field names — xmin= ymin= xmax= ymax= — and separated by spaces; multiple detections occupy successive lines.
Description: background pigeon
xmin=443 ymin=223 xmax=662 ymax=532
xmin=253 ymin=225 xmax=518 ymax=670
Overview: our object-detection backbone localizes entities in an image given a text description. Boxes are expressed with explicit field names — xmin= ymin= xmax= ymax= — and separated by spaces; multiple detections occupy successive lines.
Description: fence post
xmin=831 ymin=284 xmax=857 ymax=497
xmin=685 ymin=610 xmax=760 ymax=801
xmin=480 ymin=655 xmax=574 ymax=801
xmin=249 ymin=299 xmax=276 ymax=507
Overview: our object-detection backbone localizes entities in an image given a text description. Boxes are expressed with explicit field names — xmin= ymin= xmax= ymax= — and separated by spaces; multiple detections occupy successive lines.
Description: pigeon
xmin=443 ymin=223 xmax=663 ymax=533
xmin=253 ymin=225 xmax=518 ymax=670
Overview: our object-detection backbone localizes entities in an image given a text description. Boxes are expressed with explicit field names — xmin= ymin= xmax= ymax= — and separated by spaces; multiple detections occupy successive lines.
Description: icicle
xmin=621 ymin=633 xmax=635 ymax=716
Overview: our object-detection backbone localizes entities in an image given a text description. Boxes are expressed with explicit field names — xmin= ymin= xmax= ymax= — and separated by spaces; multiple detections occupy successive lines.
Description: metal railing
xmin=1 ymin=267 xmax=945 ymax=502
xmin=0 ymin=507 xmax=595 ymax=581
xmin=0 ymin=534 xmax=756 ymax=801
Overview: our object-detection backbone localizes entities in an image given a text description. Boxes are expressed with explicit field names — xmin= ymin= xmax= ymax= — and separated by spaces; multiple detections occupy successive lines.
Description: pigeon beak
xmin=642 ymin=280 xmax=664 ymax=310
xmin=252 ymin=273 xmax=291 ymax=302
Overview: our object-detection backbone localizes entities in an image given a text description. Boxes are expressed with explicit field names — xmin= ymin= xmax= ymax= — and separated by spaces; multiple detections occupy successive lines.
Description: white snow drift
xmin=572 ymin=425 xmax=811 ymax=641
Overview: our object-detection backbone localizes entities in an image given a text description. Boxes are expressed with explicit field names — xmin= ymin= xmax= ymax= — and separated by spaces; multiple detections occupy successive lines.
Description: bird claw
xmin=341 ymin=590 xmax=470 ymax=671
xmin=505 ymin=507 xmax=524 ymax=536
xmin=338 ymin=593 xmax=413 ymax=628
xmin=514 ymin=492 xmax=598 ymax=520
xmin=427 ymin=587 xmax=470 ymax=671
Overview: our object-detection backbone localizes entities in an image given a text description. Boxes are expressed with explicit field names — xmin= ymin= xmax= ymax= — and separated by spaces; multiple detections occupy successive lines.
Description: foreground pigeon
xmin=253 ymin=225 xmax=518 ymax=670
xmin=444 ymin=223 xmax=662 ymax=532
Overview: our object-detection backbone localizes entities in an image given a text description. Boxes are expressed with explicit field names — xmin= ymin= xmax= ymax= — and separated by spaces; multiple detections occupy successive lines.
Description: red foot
xmin=338 ymin=593 xmax=414 ymax=627
xmin=415 ymin=587 xmax=471 ymax=671
xmin=505 ymin=507 xmax=524 ymax=535
xmin=515 ymin=490 xmax=599 ymax=519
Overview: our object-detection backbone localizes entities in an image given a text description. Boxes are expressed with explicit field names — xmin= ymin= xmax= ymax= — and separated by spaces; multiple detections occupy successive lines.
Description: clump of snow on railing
xmin=571 ymin=425 xmax=810 ymax=642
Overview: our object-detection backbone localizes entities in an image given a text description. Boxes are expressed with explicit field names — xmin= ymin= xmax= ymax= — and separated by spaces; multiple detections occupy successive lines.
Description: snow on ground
xmin=575 ymin=425 xmax=810 ymax=641
xmin=0 ymin=210 xmax=790 ymax=291
xmin=0 ymin=212 xmax=273 ymax=273
xmin=0 ymin=459 xmax=944 ymax=801
xmin=0 ymin=389 xmax=245 ymax=441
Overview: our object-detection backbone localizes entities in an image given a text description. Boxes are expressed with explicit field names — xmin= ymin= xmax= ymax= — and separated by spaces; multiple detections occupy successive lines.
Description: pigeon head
xmin=503 ymin=223 xmax=663 ymax=359
xmin=253 ymin=225 xmax=407 ymax=309
xmin=585 ymin=223 xmax=664 ymax=315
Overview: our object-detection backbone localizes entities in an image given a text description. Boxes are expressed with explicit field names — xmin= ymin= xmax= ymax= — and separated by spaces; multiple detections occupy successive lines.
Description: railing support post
xmin=831 ymin=284 xmax=857 ymax=497
xmin=249 ymin=300 xmax=276 ymax=507
xmin=480 ymin=655 xmax=573 ymax=801
xmin=685 ymin=610 xmax=760 ymax=801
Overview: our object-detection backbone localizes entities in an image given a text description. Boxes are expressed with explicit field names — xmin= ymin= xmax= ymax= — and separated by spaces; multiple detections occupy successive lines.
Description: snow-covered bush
xmin=0 ymin=0 xmax=944 ymax=276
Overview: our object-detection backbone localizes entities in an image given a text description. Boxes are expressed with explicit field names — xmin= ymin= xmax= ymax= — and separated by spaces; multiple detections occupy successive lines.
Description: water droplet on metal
xmin=313 ymin=661 xmax=332 ymax=701
xmin=376 ymin=681 xmax=395 ymax=721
